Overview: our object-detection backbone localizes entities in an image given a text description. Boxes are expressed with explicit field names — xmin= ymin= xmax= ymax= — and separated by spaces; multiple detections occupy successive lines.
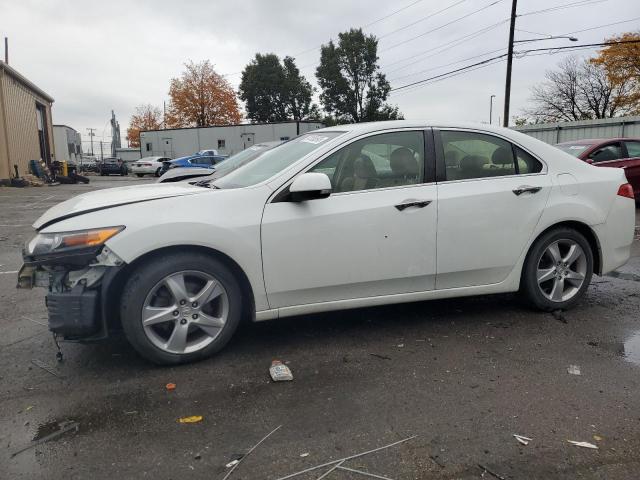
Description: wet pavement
xmin=1 ymin=176 xmax=640 ymax=479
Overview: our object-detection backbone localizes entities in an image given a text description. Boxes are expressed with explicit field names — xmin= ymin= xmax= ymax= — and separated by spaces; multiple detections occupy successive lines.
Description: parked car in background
xmin=160 ymin=154 xmax=227 ymax=174
xmin=130 ymin=156 xmax=172 ymax=177
xmin=20 ymin=121 xmax=635 ymax=365
xmin=98 ymin=157 xmax=128 ymax=176
xmin=556 ymin=138 xmax=640 ymax=200
xmin=78 ymin=156 xmax=98 ymax=173
xmin=158 ymin=141 xmax=283 ymax=183
xmin=197 ymin=149 xmax=218 ymax=156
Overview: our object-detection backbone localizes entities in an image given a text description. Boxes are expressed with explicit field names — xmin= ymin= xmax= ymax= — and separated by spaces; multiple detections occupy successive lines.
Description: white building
xmin=139 ymin=121 xmax=324 ymax=158
xmin=52 ymin=125 xmax=83 ymax=164
xmin=115 ymin=147 xmax=142 ymax=163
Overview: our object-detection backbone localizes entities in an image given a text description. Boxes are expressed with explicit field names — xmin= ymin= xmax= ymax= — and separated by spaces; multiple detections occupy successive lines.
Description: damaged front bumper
xmin=18 ymin=246 xmax=126 ymax=341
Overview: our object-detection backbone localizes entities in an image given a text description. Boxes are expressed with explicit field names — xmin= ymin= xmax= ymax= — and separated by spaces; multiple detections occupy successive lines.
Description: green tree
xmin=316 ymin=28 xmax=402 ymax=123
xmin=239 ymin=53 xmax=317 ymax=122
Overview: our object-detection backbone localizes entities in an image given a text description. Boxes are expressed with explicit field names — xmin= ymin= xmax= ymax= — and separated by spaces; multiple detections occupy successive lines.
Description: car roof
xmin=139 ymin=156 xmax=166 ymax=160
xmin=314 ymin=120 xmax=537 ymax=136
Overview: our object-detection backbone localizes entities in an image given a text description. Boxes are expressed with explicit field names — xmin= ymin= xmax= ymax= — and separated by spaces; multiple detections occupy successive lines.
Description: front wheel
xmin=120 ymin=252 xmax=244 ymax=365
xmin=521 ymin=227 xmax=593 ymax=311
xmin=155 ymin=167 xmax=162 ymax=177
xmin=136 ymin=173 xmax=144 ymax=178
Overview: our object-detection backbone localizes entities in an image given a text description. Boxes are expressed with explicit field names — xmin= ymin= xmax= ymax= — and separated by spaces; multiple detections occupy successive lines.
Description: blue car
xmin=161 ymin=154 xmax=227 ymax=173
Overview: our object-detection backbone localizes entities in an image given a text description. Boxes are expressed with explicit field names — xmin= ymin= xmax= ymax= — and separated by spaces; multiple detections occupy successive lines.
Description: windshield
xmin=214 ymin=132 xmax=343 ymax=188
xmin=556 ymin=144 xmax=592 ymax=157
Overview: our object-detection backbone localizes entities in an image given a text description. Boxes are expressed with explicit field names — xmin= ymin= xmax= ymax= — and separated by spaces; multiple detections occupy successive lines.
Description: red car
xmin=556 ymin=138 xmax=640 ymax=201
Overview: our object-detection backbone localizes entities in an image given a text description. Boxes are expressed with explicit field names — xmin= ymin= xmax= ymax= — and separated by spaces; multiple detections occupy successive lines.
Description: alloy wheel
xmin=536 ymin=239 xmax=587 ymax=303
xmin=141 ymin=270 xmax=228 ymax=354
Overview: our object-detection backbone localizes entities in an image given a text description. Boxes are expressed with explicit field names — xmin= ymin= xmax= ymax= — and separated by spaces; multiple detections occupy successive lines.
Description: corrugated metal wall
xmin=514 ymin=116 xmax=640 ymax=145
xmin=0 ymin=70 xmax=54 ymax=179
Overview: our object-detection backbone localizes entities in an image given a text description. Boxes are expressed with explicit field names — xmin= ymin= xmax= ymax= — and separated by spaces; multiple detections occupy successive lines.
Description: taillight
xmin=617 ymin=183 xmax=635 ymax=199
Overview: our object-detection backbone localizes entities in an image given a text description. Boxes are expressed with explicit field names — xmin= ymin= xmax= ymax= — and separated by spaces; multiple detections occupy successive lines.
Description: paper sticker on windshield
xmin=569 ymin=146 xmax=585 ymax=149
xmin=300 ymin=135 xmax=329 ymax=145
xmin=248 ymin=146 xmax=261 ymax=151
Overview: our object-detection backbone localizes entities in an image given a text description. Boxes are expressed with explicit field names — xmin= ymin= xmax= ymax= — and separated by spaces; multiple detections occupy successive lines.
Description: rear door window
xmin=588 ymin=143 xmax=623 ymax=162
xmin=624 ymin=141 xmax=640 ymax=158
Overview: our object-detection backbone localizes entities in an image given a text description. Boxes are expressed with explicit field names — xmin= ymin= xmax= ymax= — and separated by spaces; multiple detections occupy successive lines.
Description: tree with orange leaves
xmin=166 ymin=60 xmax=241 ymax=128
xmin=126 ymin=104 xmax=163 ymax=148
xmin=592 ymin=32 xmax=640 ymax=114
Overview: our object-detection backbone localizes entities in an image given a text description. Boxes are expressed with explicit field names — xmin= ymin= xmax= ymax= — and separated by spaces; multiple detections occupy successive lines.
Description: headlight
xmin=26 ymin=226 xmax=125 ymax=256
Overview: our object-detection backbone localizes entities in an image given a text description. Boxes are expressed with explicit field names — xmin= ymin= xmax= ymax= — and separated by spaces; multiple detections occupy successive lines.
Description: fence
xmin=513 ymin=116 xmax=640 ymax=145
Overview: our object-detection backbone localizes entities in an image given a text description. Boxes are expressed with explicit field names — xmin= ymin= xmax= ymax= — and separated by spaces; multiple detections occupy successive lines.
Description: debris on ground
xmin=568 ymin=440 xmax=598 ymax=449
xmin=299 ymin=452 xmax=309 ymax=457
xmin=274 ymin=435 xmax=417 ymax=480
xmin=166 ymin=383 xmax=176 ymax=391
xmin=593 ymin=435 xmax=603 ymax=441
xmin=478 ymin=463 xmax=507 ymax=480
xmin=269 ymin=360 xmax=293 ymax=382
xmin=369 ymin=353 xmax=391 ymax=360
xmin=513 ymin=434 xmax=532 ymax=446
xmin=31 ymin=359 xmax=61 ymax=377
xmin=567 ymin=365 xmax=581 ymax=375
xmin=178 ymin=416 xmax=203 ymax=424
xmin=222 ymin=425 xmax=281 ymax=480
xmin=11 ymin=421 xmax=79 ymax=457
xmin=552 ymin=309 xmax=567 ymax=323
xmin=429 ymin=454 xmax=445 ymax=468
xmin=397 ymin=343 xmax=405 ymax=348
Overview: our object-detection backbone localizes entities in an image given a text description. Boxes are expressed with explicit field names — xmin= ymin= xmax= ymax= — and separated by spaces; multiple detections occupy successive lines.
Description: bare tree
xmin=524 ymin=56 xmax=634 ymax=122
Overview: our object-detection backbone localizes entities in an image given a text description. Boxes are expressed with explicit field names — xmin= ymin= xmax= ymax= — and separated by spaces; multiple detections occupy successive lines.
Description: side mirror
xmin=585 ymin=158 xmax=594 ymax=164
xmin=289 ymin=172 xmax=332 ymax=202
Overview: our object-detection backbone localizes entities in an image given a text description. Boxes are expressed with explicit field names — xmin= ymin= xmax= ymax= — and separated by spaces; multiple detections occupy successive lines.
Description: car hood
xmin=33 ymin=182 xmax=207 ymax=230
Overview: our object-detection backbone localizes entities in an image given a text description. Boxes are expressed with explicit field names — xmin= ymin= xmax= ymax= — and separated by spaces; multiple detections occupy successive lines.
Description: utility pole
xmin=4 ymin=37 xmax=8 ymax=64
xmin=99 ymin=142 xmax=103 ymax=161
xmin=86 ymin=128 xmax=96 ymax=156
xmin=503 ymin=0 xmax=517 ymax=127
xmin=489 ymin=94 xmax=496 ymax=125
xmin=163 ymin=101 xmax=166 ymax=129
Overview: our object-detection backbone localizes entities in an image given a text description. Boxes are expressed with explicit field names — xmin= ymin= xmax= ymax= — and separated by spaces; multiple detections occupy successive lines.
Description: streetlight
xmin=502 ymin=0 xmax=580 ymax=127
xmin=513 ymin=35 xmax=578 ymax=44
xmin=489 ymin=95 xmax=496 ymax=125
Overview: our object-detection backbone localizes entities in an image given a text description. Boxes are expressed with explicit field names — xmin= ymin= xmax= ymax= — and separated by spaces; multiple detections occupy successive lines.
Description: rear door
xmin=434 ymin=129 xmax=552 ymax=289
xmin=622 ymin=140 xmax=640 ymax=197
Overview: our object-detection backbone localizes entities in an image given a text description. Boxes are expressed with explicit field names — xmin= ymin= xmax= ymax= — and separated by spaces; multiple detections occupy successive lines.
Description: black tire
xmin=521 ymin=227 xmax=593 ymax=311
xmin=136 ymin=173 xmax=144 ymax=178
xmin=120 ymin=252 xmax=244 ymax=365
xmin=155 ymin=167 xmax=162 ymax=177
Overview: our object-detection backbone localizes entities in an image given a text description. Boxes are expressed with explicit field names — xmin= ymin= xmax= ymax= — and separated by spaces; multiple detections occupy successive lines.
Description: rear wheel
xmin=136 ymin=173 xmax=144 ymax=177
xmin=155 ymin=167 xmax=162 ymax=177
xmin=120 ymin=252 xmax=244 ymax=365
xmin=521 ymin=227 xmax=593 ymax=311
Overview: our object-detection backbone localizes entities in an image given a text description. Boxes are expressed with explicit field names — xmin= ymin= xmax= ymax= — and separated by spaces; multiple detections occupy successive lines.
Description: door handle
xmin=394 ymin=200 xmax=432 ymax=211
xmin=512 ymin=186 xmax=542 ymax=196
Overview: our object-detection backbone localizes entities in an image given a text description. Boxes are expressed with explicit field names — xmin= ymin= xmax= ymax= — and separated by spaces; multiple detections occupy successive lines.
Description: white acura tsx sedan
xmin=19 ymin=121 xmax=635 ymax=364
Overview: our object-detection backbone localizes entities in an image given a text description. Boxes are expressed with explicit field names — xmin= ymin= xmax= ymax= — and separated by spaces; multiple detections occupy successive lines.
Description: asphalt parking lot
xmin=1 ymin=176 xmax=640 ymax=479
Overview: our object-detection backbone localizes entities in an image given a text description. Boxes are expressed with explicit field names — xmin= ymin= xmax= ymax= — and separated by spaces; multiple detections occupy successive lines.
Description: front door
xmin=261 ymin=129 xmax=438 ymax=309
xmin=242 ymin=133 xmax=255 ymax=150
xmin=162 ymin=138 xmax=173 ymax=158
xmin=435 ymin=129 xmax=551 ymax=289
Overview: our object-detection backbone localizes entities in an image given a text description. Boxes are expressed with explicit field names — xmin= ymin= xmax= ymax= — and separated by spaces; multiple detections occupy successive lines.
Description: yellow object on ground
xmin=178 ymin=416 xmax=203 ymax=424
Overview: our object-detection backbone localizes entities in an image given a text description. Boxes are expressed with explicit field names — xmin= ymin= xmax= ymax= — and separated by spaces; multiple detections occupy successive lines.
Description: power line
xmin=378 ymin=0 xmax=467 ymax=39
xmin=383 ymin=19 xmax=509 ymax=73
xmin=364 ymin=0 xmax=426 ymax=28
xmin=389 ymin=39 xmax=640 ymax=93
xmin=518 ymin=0 xmax=607 ymax=17
xmin=290 ymin=0 xmax=428 ymax=58
xmin=388 ymin=47 xmax=506 ymax=82
xmin=380 ymin=0 xmax=505 ymax=52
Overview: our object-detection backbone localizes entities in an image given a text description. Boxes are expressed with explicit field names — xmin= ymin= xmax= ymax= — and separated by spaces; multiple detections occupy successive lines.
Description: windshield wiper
xmin=191 ymin=179 xmax=219 ymax=189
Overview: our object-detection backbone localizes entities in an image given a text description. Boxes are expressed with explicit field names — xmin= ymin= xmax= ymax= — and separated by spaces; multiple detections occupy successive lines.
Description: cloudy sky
xmin=1 ymin=0 xmax=638 ymax=149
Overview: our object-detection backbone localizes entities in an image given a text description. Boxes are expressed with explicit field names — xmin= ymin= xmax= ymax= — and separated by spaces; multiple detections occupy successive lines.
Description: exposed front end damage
xmin=18 ymin=245 xmax=126 ymax=341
